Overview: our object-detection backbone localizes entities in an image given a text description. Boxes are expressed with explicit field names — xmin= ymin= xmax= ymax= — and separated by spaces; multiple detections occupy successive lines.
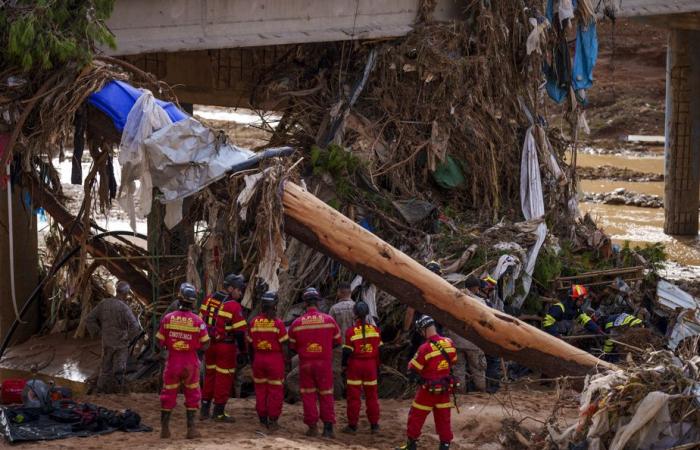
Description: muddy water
xmin=577 ymin=151 xmax=700 ymax=279
xmin=580 ymin=180 xmax=664 ymax=197
xmin=575 ymin=152 xmax=664 ymax=174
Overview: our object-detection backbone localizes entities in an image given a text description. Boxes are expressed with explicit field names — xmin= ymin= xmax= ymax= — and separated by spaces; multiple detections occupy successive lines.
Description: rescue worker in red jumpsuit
xmin=288 ymin=287 xmax=341 ymax=438
xmin=199 ymin=273 xmax=248 ymax=421
xmin=396 ymin=315 xmax=457 ymax=450
xmin=342 ymin=300 xmax=382 ymax=435
xmin=157 ymin=282 xmax=210 ymax=439
xmin=248 ymin=291 xmax=289 ymax=430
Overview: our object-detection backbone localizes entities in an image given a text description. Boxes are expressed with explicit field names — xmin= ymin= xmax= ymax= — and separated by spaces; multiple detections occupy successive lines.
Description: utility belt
xmin=421 ymin=375 xmax=458 ymax=394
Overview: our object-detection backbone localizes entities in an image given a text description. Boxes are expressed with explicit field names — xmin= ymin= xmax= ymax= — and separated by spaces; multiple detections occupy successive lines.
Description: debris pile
xmin=543 ymin=351 xmax=700 ymax=449
xmin=583 ymin=188 xmax=664 ymax=208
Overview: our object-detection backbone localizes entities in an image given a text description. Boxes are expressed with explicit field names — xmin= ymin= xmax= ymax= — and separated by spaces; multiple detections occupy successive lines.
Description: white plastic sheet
xmin=144 ymin=117 xmax=254 ymax=204
xmin=118 ymin=91 xmax=173 ymax=230
xmin=609 ymin=391 xmax=672 ymax=450
xmin=514 ymin=126 xmax=548 ymax=309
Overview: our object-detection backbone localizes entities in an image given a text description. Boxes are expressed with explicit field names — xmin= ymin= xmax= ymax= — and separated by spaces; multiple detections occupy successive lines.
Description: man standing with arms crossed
xmin=199 ymin=273 xmax=248 ymax=422
xmin=289 ymin=287 xmax=341 ymax=438
xmin=157 ymin=283 xmax=210 ymax=439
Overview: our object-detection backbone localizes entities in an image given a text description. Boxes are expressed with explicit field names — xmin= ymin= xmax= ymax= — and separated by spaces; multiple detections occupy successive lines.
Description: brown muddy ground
xmin=9 ymin=388 xmax=578 ymax=450
xmin=585 ymin=18 xmax=666 ymax=141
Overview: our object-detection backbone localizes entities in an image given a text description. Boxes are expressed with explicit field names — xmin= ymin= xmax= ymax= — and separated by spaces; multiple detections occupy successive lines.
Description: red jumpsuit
xmin=288 ymin=307 xmax=341 ymax=426
xmin=344 ymin=320 xmax=382 ymax=428
xmin=157 ymin=310 xmax=210 ymax=411
xmin=248 ymin=313 xmax=288 ymax=420
xmin=406 ymin=334 xmax=457 ymax=443
xmin=200 ymin=292 xmax=248 ymax=405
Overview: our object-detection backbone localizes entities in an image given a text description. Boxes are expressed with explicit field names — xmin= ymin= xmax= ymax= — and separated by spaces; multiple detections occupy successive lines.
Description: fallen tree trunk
xmin=25 ymin=175 xmax=152 ymax=302
xmin=282 ymin=182 xmax=614 ymax=378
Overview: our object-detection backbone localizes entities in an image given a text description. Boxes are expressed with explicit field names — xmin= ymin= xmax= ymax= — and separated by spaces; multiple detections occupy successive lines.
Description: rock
xmin=605 ymin=195 xmax=627 ymax=205
xmin=612 ymin=187 xmax=627 ymax=195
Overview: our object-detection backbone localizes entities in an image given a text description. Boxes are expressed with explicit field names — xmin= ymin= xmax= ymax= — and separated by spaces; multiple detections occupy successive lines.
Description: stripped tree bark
xmin=282 ymin=182 xmax=614 ymax=378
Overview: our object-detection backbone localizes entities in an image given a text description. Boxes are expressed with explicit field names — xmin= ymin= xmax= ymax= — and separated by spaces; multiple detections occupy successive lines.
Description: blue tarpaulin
xmin=87 ymin=80 xmax=187 ymax=132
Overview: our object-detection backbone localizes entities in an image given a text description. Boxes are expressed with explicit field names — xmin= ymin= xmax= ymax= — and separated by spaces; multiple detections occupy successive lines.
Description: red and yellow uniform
xmin=199 ymin=292 xmax=248 ymax=405
xmin=248 ymin=313 xmax=288 ymax=420
xmin=406 ymin=334 xmax=457 ymax=443
xmin=157 ymin=310 xmax=209 ymax=411
xmin=343 ymin=320 xmax=382 ymax=428
xmin=288 ymin=307 xmax=341 ymax=426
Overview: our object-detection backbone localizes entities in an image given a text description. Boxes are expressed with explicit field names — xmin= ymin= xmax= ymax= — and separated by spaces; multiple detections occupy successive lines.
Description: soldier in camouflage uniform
xmin=86 ymin=280 xmax=142 ymax=393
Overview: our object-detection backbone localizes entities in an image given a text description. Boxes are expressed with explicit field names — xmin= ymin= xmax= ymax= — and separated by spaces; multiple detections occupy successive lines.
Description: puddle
xmin=0 ymin=334 xmax=100 ymax=384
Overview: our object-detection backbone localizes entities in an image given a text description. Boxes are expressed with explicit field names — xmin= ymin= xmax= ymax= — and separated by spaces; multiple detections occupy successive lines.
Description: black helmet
xmin=353 ymin=300 xmax=370 ymax=318
xmin=260 ymin=291 xmax=279 ymax=306
xmin=302 ymin=287 xmax=321 ymax=303
xmin=179 ymin=282 xmax=197 ymax=304
xmin=223 ymin=273 xmax=246 ymax=290
xmin=426 ymin=261 xmax=442 ymax=275
xmin=415 ymin=314 xmax=436 ymax=331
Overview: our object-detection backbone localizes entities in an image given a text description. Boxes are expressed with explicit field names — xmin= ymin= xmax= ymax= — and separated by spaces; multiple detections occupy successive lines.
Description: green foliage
xmin=532 ymin=247 xmax=563 ymax=289
xmin=620 ymin=241 xmax=667 ymax=274
xmin=310 ymin=144 xmax=362 ymax=204
xmin=1 ymin=0 xmax=116 ymax=72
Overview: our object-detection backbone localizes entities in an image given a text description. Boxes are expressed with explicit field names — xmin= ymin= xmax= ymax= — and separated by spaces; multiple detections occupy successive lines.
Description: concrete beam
xmin=664 ymin=29 xmax=700 ymax=236
xmin=107 ymin=0 xmax=460 ymax=56
xmin=613 ymin=0 xmax=700 ymax=18
xmin=0 ymin=186 xmax=39 ymax=345
xmin=637 ymin=12 xmax=700 ymax=30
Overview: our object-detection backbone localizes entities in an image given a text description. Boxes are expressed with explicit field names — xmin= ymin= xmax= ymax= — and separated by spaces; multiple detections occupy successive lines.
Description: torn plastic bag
xmin=572 ymin=19 xmax=598 ymax=92
xmin=118 ymin=90 xmax=173 ymax=231
xmin=431 ymin=155 xmax=465 ymax=189
xmin=513 ymin=126 xmax=547 ymax=309
xmin=392 ymin=198 xmax=436 ymax=224
xmin=609 ymin=391 xmax=672 ymax=450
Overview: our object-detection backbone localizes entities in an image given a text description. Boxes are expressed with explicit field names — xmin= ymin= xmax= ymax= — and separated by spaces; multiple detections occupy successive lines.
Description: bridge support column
xmin=0 ymin=185 xmax=39 ymax=345
xmin=665 ymin=29 xmax=700 ymax=236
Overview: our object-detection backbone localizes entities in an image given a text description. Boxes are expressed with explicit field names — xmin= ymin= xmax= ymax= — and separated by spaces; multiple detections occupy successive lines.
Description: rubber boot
xmin=268 ymin=417 xmax=280 ymax=432
xmin=186 ymin=410 xmax=202 ymax=439
xmin=322 ymin=422 xmax=335 ymax=438
xmin=160 ymin=411 xmax=171 ymax=439
xmin=259 ymin=415 xmax=269 ymax=428
xmin=200 ymin=400 xmax=211 ymax=421
xmin=395 ymin=439 xmax=418 ymax=450
xmin=371 ymin=423 xmax=380 ymax=434
xmin=341 ymin=424 xmax=357 ymax=434
xmin=439 ymin=442 xmax=450 ymax=450
xmin=305 ymin=423 xmax=318 ymax=437
xmin=212 ymin=403 xmax=235 ymax=422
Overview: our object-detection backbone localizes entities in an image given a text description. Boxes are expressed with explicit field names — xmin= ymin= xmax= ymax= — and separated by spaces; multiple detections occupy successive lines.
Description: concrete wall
xmin=0 ymin=187 xmax=39 ymax=345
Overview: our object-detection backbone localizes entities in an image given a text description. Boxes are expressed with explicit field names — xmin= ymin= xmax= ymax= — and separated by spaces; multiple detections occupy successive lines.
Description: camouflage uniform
xmin=86 ymin=297 xmax=141 ymax=392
